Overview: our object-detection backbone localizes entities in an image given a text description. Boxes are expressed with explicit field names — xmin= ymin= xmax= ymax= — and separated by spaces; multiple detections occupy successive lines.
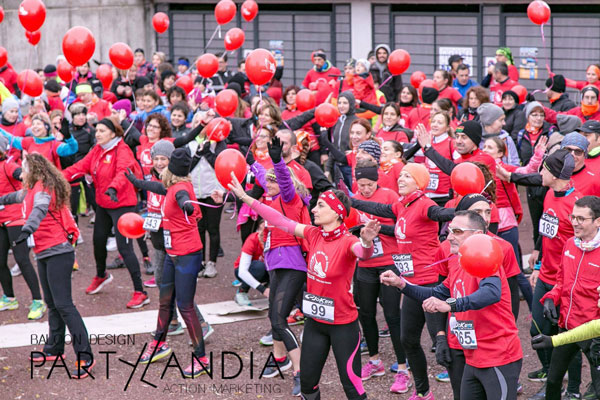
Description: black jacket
xmin=550 ymin=94 xmax=576 ymax=112
xmin=504 ymin=106 xmax=527 ymax=143
xmin=516 ymin=121 xmax=555 ymax=165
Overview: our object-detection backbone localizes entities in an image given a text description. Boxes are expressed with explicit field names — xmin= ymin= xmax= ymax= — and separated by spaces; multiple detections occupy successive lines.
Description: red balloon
xmin=246 ymin=48 xmax=276 ymax=85
xmin=0 ymin=7 xmax=5 ymax=24
xmin=315 ymin=103 xmax=340 ymax=128
xmin=62 ymin=26 xmax=96 ymax=67
xmin=241 ymin=0 xmax=258 ymax=22
xmin=17 ymin=69 xmax=43 ymax=97
xmin=511 ymin=84 xmax=528 ymax=104
xmin=224 ymin=28 xmax=245 ymax=51
xmin=216 ymin=89 xmax=239 ymax=117
xmin=175 ymin=75 xmax=194 ymax=95
xmin=418 ymin=79 xmax=438 ymax=101
xmin=57 ymin=61 xmax=74 ymax=82
xmin=215 ymin=0 xmax=236 ymax=25
xmin=18 ymin=0 xmax=46 ymax=32
xmin=196 ymin=53 xmax=219 ymax=78
xmin=410 ymin=71 xmax=427 ymax=88
xmin=215 ymin=149 xmax=247 ymax=188
xmin=527 ymin=0 xmax=551 ymax=25
xmin=152 ymin=12 xmax=170 ymax=34
xmin=117 ymin=212 xmax=145 ymax=239
xmin=109 ymin=42 xmax=134 ymax=70
xmin=388 ymin=49 xmax=411 ymax=75
xmin=0 ymin=47 xmax=7 ymax=69
xmin=205 ymin=117 xmax=232 ymax=142
xmin=96 ymin=64 xmax=113 ymax=90
xmin=459 ymin=234 xmax=503 ymax=278
xmin=450 ymin=162 xmax=485 ymax=196
xmin=345 ymin=208 xmax=360 ymax=229
xmin=296 ymin=89 xmax=315 ymax=112
xmin=26 ymin=30 xmax=41 ymax=46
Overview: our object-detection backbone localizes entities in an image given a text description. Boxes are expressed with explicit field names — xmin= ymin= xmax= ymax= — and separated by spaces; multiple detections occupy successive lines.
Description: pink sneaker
xmin=390 ymin=370 xmax=412 ymax=393
xmin=408 ymin=390 xmax=435 ymax=400
xmin=361 ymin=360 xmax=385 ymax=380
xmin=144 ymin=277 xmax=157 ymax=288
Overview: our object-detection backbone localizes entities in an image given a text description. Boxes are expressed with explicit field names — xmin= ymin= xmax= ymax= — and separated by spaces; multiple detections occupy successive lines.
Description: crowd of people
xmin=2 ymin=42 xmax=600 ymax=400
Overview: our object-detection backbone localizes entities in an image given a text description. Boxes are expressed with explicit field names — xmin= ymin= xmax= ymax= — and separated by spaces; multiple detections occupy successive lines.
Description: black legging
xmin=268 ymin=267 xmax=306 ymax=352
xmin=70 ymin=181 xmax=97 ymax=223
xmin=0 ymin=225 xmax=41 ymax=300
xmin=401 ymin=283 xmax=440 ymax=395
xmin=447 ymin=348 xmax=466 ymax=400
xmin=197 ymin=197 xmax=223 ymax=263
xmin=356 ymin=265 xmax=406 ymax=364
xmin=461 ymin=359 xmax=522 ymax=400
xmin=38 ymin=251 xmax=92 ymax=361
xmin=300 ymin=318 xmax=366 ymax=400
xmin=93 ymin=206 xmax=143 ymax=292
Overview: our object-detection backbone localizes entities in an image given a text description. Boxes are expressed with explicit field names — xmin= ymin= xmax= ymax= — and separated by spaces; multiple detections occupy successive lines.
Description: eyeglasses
xmin=569 ymin=214 xmax=595 ymax=224
xmin=565 ymin=147 xmax=585 ymax=157
xmin=530 ymin=113 xmax=545 ymax=118
xmin=447 ymin=226 xmax=480 ymax=235
xmin=147 ymin=124 xmax=161 ymax=129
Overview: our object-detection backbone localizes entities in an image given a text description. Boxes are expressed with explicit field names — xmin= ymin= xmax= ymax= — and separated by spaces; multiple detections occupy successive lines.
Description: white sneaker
xmin=235 ymin=291 xmax=252 ymax=306
xmin=10 ymin=264 xmax=21 ymax=277
xmin=106 ymin=237 xmax=117 ymax=252
xmin=77 ymin=236 xmax=84 ymax=245
xmin=203 ymin=261 xmax=217 ymax=278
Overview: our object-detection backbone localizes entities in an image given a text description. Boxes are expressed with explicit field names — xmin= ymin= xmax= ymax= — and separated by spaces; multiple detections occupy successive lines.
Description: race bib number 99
xmin=302 ymin=292 xmax=334 ymax=323
xmin=539 ymin=213 xmax=559 ymax=239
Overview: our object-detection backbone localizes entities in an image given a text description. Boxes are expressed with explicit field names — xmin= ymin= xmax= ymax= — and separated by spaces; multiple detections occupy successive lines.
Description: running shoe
xmin=106 ymin=237 xmax=117 ymax=252
xmin=183 ymin=357 xmax=210 ymax=378
xmin=232 ymin=279 xmax=242 ymax=287
xmin=262 ymin=357 xmax=292 ymax=378
xmin=107 ymin=255 xmax=124 ymax=269
xmin=29 ymin=351 xmax=63 ymax=362
xmin=379 ymin=326 xmax=390 ymax=337
xmin=583 ymin=383 xmax=598 ymax=400
xmin=260 ymin=331 xmax=273 ymax=346
xmin=143 ymin=257 xmax=154 ymax=275
xmin=77 ymin=236 xmax=84 ymax=245
xmin=390 ymin=371 xmax=412 ymax=393
xmin=235 ymin=290 xmax=252 ymax=306
xmin=85 ymin=274 xmax=113 ymax=295
xmin=126 ymin=292 xmax=150 ymax=309
xmin=361 ymin=360 xmax=385 ymax=380
xmin=287 ymin=309 xmax=305 ymax=326
xmin=218 ymin=247 xmax=224 ymax=258
xmin=435 ymin=371 xmax=450 ymax=383
xmin=292 ymin=371 xmax=301 ymax=397
xmin=528 ymin=368 xmax=548 ymax=382
xmin=28 ymin=299 xmax=47 ymax=320
xmin=564 ymin=392 xmax=581 ymax=400
xmin=202 ymin=323 xmax=214 ymax=340
xmin=528 ymin=384 xmax=547 ymax=400
xmin=408 ymin=390 xmax=435 ymax=400
xmin=203 ymin=261 xmax=218 ymax=278
xmin=0 ymin=294 xmax=18 ymax=311
xmin=360 ymin=336 xmax=369 ymax=355
xmin=10 ymin=264 xmax=21 ymax=277
xmin=140 ymin=341 xmax=172 ymax=364
xmin=151 ymin=323 xmax=184 ymax=337
xmin=71 ymin=358 xmax=96 ymax=379
xmin=144 ymin=277 xmax=157 ymax=288
xmin=390 ymin=362 xmax=398 ymax=373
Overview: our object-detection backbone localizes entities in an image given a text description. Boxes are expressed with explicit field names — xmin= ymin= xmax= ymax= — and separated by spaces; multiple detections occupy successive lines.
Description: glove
xmin=543 ymin=298 xmax=559 ymax=325
xmin=319 ymin=131 xmax=331 ymax=145
xmin=267 ymin=135 xmax=283 ymax=164
xmin=531 ymin=334 xmax=553 ymax=350
xmin=435 ymin=335 xmax=452 ymax=368
xmin=124 ymin=168 xmax=137 ymax=183
xmin=246 ymin=151 xmax=256 ymax=166
xmin=60 ymin=117 xmax=71 ymax=140
xmin=196 ymin=141 xmax=211 ymax=156
xmin=183 ymin=203 xmax=195 ymax=216
xmin=12 ymin=230 xmax=30 ymax=247
xmin=105 ymin=188 xmax=118 ymax=202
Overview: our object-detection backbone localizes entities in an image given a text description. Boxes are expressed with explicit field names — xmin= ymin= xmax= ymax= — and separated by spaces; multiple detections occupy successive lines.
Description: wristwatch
xmin=422 ymin=144 xmax=431 ymax=152
xmin=446 ymin=297 xmax=457 ymax=313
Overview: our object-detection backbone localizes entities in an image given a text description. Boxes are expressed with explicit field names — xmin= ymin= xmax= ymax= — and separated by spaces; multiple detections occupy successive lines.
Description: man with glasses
xmin=531 ymin=195 xmax=600 ymax=400
xmin=381 ymin=210 xmax=522 ymax=399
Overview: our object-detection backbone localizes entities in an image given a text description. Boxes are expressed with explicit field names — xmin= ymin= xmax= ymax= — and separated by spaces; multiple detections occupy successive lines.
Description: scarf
xmin=399 ymin=101 xmax=413 ymax=108
xmin=286 ymin=103 xmax=297 ymax=112
xmin=316 ymin=60 xmax=332 ymax=73
xmin=380 ymin=158 xmax=399 ymax=173
xmin=399 ymin=190 xmax=424 ymax=208
xmin=574 ymin=228 xmax=600 ymax=252
xmin=581 ymin=102 xmax=599 ymax=117
xmin=549 ymin=93 xmax=562 ymax=104
xmin=1 ymin=115 xmax=15 ymax=126
xmin=253 ymin=149 xmax=270 ymax=162
xmin=320 ymin=222 xmax=348 ymax=241
xmin=101 ymin=136 xmax=120 ymax=150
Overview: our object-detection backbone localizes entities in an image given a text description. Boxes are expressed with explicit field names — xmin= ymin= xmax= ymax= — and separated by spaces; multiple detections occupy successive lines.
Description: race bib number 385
xmin=539 ymin=213 xmax=559 ymax=239
xmin=302 ymin=292 xmax=334 ymax=323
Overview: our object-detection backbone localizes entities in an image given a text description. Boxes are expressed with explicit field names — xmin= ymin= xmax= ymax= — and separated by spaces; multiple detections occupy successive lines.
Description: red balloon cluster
xmin=459 ymin=234 xmax=503 ymax=278
xmin=296 ymin=89 xmax=315 ymax=112
xmin=109 ymin=42 xmax=134 ymax=70
xmin=18 ymin=0 xmax=46 ymax=32
xmin=205 ymin=118 xmax=232 ymax=142
xmin=0 ymin=47 xmax=7 ymax=68
xmin=315 ymin=103 xmax=340 ymax=128
xmin=0 ymin=7 xmax=4 ymax=24
xmin=152 ymin=12 xmax=169 ymax=34
xmin=241 ymin=0 xmax=258 ymax=22
xmin=527 ymin=0 xmax=551 ymax=25
xmin=225 ymin=28 xmax=245 ymax=51
xmin=17 ymin=69 xmax=43 ymax=97
xmin=175 ymin=75 xmax=194 ymax=94
xmin=388 ymin=49 xmax=411 ymax=75
xmin=215 ymin=0 xmax=236 ymax=25
xmin=245 ymin=48 xmax=276 ymax=85
xmin=196 ymin=54 xmax=219 ymax=78
xmin=410 ymin=71 xmax=427 ymax=88
xmin=62 ymin=26 xmax=96 ymax=67
xmin=117 ymin=212 xmax=145 ymax=239
xmin=215 ymin=149 xmax=247 ymax=188
xmin=450 ymin=162 xmax=485 ymax=196
xmin=26 ymin=30 xmax=40 ymax=46
xmin=216 ymin=89 xmax=239 ymax=117
xmin=57 ymin=61 xmax=75 ymax=82
xmin=96 ymin=64 xmax=113 ymax=89
xmin=511 ymin=84 xmax=528 ymax=104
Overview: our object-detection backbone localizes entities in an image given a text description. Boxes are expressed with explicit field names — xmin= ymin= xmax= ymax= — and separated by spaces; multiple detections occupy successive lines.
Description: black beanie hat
xmin=543 ymin=148 xmax=575 ymax=180
xmin=421 ymin=87 xmax=439 ymax=105
xmin=457 ymin=120 xmax=483 ymax=147
xmin=546 ymin=75 xmax=566 ymax=93
xmin=168 ymin=148 xmax=192 ymax=177
xmin=502 ymin=90 xmax=519 ymax=104
xmin=227 ymin=82 xmax=242 ymax=97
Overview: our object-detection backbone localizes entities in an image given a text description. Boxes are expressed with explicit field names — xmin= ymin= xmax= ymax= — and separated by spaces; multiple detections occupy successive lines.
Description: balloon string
xmin=204 ymin=26 xmax=221 ymax=52
xmin=531 ymin=22 xmax=554 ymax=96
xmin=422 ymin=254 xmax=458 ymax=270
xmin=380 ymin=74 xmax=393 ymax=87
xmin=183 ymin=192 xmax=233 ymax=224
xmin=480 ymin=179 xmax=493 ymax=195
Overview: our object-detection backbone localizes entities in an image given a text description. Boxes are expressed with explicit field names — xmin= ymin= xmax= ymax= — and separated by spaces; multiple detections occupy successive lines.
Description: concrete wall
xmin=0 ymin=0 xmax=154 ymax=71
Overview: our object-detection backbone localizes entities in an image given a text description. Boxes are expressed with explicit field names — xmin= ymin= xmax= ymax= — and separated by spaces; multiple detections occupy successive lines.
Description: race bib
xmin=370 ymin=236 xmax=384 ymax=258
xmin=427 ymin=173 xmax=439 ymax=191
xmin=302 ymin=292 xmax=334 ymax=323
xmin=27 ymin=235 xmax=35 ymax=248
xmin=143 ymin=174 xmax=152 ymax=181
xmin=264 ymin=232 xmax=271 ymax=252
xmin=452 ymin=318 xmax=478 ymax=350
xmin=539 ymin=213 xmax=559 ymax=239
xmin=143 ymin=212 xmax=162 ymax=232
xmin=393 ymin=254 xmax=414 ymax=276
xmin=163 ymin=230 xmax=172 ymax=249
